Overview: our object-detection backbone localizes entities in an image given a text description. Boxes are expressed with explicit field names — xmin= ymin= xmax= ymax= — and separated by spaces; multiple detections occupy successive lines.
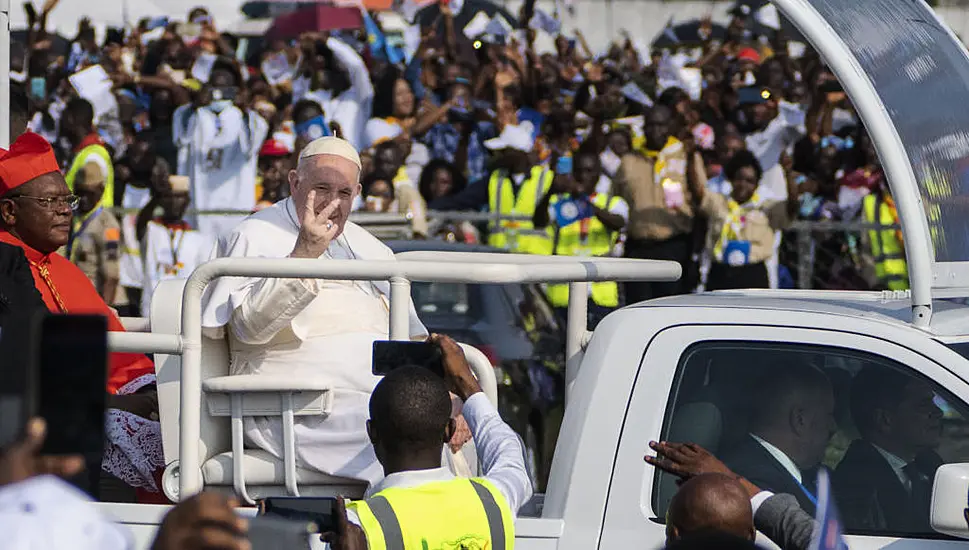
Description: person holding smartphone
xmin=534 ymin=150 xmax=628 ymax=327
xmin=331 ymin=334 xmax=531 ymax=549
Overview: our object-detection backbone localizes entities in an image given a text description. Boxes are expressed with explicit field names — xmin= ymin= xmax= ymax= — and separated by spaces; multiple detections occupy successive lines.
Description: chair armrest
xmin=203 ymin=375 xmax=333 ymax=393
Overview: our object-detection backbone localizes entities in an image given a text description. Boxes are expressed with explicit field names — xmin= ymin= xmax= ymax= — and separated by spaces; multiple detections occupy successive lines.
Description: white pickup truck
xmin=97 ymin=0 xmax=969 ymax=548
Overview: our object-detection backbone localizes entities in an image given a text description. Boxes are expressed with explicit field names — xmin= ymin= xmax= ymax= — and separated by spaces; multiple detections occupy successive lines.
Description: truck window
xmin=653 ymin=341 xmax=969 ymax=539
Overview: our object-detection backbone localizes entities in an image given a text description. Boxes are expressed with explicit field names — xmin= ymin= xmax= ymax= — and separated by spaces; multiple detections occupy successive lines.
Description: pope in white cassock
xmin=200 ymin=137 xmax=467 ymax=485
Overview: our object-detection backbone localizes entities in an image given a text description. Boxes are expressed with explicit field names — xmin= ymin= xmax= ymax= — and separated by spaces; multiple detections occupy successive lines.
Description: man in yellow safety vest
xmin=427 ymin=123 xmax=553 ymax=255
xmin=862 ymin=187 xmax=908 ymax=291
xmin=59 ymin=98 xmax=116 ymax=208
xmin=328 ymin=334 xmax=532 ymax=550
xmin=534 ymin=150 xmax=628 ymax=328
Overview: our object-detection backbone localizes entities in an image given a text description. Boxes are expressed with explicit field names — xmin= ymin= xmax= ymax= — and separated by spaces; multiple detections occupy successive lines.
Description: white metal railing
xmin=106 ymin=253 xmax=681 ymax=501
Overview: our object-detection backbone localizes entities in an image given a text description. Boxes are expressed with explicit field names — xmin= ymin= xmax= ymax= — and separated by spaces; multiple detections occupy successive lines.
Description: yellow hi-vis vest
xmin=545 ymin=193 xmax=621 ymax=308
xmin=348 ymin=478 xmax=515 ymax=550
xmin=487 ymin=166 xmax=553 ymax=255
xmin=863 ymin=193 xmax=908 ymax=291
xmin=65 ymin=144 xmax=116 ymax=208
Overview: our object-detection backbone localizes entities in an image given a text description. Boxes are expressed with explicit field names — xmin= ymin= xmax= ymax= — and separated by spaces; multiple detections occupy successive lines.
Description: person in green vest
xmin=328 ymin=334 xmax=531 ymax=550
xmin=427 ymin=123 xmax=553 ymax=255
xmin=59 ymin=98 xmax=115 ymax=208
xmin=862 ymin=185 xmax=909 ymax=291
xmin=534 ymin=150 xmax=628 ymax=328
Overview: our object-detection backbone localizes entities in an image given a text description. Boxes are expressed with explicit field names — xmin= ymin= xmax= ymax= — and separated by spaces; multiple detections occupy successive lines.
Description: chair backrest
xmin=151 ymin=278 xmax=231 ymax=467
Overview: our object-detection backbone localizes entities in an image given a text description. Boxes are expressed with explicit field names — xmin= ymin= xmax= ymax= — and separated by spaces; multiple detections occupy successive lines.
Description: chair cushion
xmin=202 ymin=450 xmax=368 ymax=488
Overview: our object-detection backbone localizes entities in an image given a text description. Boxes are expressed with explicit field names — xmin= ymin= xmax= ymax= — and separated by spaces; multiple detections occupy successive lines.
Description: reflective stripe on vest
xmin=545 ymin=193 xmax=620 ymax=308
xmin=863 ymin=193 xmax=908 ymax=291
xmin=66 ymin=144 xmax=116 ymax=208
xmin=350 ymin=478 xmax=513 ymax=550
xmin=487 ymin=166 xmax=553 ymax=255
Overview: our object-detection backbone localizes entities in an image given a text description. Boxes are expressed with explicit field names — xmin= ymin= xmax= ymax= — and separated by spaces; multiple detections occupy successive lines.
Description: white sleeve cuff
xmin=462 ymin=392 xmax=496 ymax=432
xmin=750 ymin=491 xmax=775 ymax=517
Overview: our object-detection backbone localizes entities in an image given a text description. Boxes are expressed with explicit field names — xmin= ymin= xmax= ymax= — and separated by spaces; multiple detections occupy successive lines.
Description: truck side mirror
xmin=931 ymin=463 xmax=969 ymax=539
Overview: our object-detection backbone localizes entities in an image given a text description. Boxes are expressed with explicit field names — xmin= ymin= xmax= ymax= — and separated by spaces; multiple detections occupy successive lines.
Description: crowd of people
xmin=0 ymin=0 xmax=928 ymax=548
xmin=13 ymin=0 xmax=907 ymax=324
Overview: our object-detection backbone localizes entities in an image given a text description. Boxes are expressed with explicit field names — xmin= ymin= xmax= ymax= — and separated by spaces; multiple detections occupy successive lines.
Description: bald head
xmin=666 ymin=474 xmax=755 ymax=544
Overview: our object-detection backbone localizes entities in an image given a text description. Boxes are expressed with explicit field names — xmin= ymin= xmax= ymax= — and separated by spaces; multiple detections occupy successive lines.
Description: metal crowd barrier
xmin=111 ymin=206 xmax=904 ymax=291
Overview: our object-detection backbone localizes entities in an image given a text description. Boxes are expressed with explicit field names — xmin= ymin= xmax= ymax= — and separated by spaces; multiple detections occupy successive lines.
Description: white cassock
xmin=140 ymin=221 xmax=215 ymax=315
xmin=173 ymin=105 xmax=269 ymax=238
xmin=200 ymin=197 xmax=427 ymax=485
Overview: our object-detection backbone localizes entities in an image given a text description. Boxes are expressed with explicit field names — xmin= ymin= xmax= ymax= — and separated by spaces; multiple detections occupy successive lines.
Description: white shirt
xmin=348 ymin=392 xmax=533 ymax=525
xmin=872 ymin=444 xmax=912 ymax=492
xmin=0 ymin=476 xmax=132 ymax=550
xmin=751 ymin=433 xmax=802 ymax=484
xmin=746 ymin=101 xmax=806 ymax=201
xmin=173 ymin=104 xmax=269 ymax=237
xmin=140 ymin=221 xmax=214 ymax=315
xmin=118 ymin=185 xmax=152 ymax=291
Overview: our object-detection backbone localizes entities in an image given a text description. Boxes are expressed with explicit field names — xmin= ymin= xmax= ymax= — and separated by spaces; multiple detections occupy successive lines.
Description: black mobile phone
xmin=259 ymin=496 xmax=338 ymax=533
xmin=248 ymin=515 xmax=314 ymax=550
xmin=372 ymin=340 xmax=445 ymax=378
xmin=819 ymin=80 xmax=844 ymax=93
xmin=737 ymin=86 xmax=771 ymax=105
xmin=35 ymin=314 xmax=108 ymax=456
xmin=0 ymin=309 xmax=43 ymax=450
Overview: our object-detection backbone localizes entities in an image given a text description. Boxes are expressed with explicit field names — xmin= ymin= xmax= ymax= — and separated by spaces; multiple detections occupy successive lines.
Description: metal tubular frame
xmin=104 ymin=254 xmax=680 ymax=500
xmin=770 ymin=0 xmax=935 ymax=327
xmin=0 ymin=0 xmax=9 ymax=148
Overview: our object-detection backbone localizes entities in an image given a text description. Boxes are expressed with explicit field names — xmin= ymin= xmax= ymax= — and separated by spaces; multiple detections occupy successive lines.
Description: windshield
xmin=411 ymin=282 xmax=471 ymax=315
xmin=805 ymin=0 xmax=969 ymax=262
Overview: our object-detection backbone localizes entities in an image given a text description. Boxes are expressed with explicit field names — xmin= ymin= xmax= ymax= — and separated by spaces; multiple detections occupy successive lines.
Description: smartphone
xmin=0 ymin=309 xmax=44 ymax=450
xmin=819 ymin=80 xmax=843 ymax=93
xmin=248 ymin=515 xmax=314 ymax=550
xmin=556 ymin=155 xmax=573 ymax=175
xmin=29 ymin=77 xmax=46 ymax=101
xmin=35 ymin=315 xmax=108 ymax=456
xmin=372 ymin=340 xmax=445 ymax=378
xmin=737 ymin=86 xmax=770 ymax=105
xmin=259 ymin=497 xmax=338 ymax=533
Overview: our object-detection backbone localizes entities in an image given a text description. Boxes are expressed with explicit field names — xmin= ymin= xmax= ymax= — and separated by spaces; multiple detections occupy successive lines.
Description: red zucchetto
xmin=0 ymin=132 xmax=61 ymax=195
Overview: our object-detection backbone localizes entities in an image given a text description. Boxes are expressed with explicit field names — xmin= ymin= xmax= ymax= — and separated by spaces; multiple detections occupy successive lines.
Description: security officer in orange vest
xmin=325 ymin=334 xmax=532 ymax=550
xmin=426 ymin=123 xmax=553 ymax=255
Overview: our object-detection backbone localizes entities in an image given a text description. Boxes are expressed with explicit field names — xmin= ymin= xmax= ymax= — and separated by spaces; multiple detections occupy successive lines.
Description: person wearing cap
xmin=430 ymin=123 xmax=554 ymax=255
xmin=256 ymin=138 xmax=295 ymax=211
xmin=60 ymin=98 xmax=116 ymax=209
xmin=136 ymin=175 xmax=215 ymax=316
xmin=200 ymin=136 xmax=462 ymax=485
xmin=68 ymin=160 xmax=122 ymax=304
xmin=0 ymin=132 xmax=165 ymax=496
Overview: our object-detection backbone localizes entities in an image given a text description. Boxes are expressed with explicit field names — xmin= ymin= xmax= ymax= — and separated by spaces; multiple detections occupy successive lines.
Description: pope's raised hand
xmin=290 ymin=190 xmax=341 ymax=259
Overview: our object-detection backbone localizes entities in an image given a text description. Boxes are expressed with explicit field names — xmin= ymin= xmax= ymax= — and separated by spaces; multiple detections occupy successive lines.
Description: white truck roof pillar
xmin=0 ymin=0 xmax=10 ymax=148
xmin=771 ymin=0 xmax=952 ymax=327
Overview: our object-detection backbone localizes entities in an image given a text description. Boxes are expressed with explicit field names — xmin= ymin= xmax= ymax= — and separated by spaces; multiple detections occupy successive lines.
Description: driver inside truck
xmin=721 ymin=362 xmax=837 ymax=516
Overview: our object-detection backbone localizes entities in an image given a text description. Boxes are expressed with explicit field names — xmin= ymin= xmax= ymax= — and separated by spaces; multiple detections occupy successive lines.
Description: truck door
xmin=599 ymin=325 xmax=969 ymax=550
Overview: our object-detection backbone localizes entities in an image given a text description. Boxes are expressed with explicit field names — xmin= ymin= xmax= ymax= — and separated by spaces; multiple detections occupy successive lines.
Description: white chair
xmin=150 ymin=278 xmax=498 ymax=504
